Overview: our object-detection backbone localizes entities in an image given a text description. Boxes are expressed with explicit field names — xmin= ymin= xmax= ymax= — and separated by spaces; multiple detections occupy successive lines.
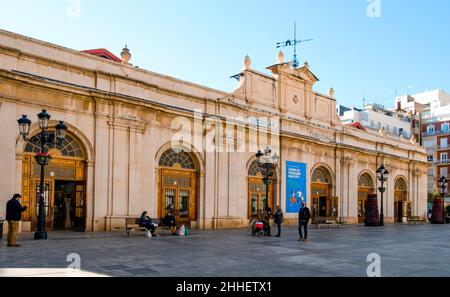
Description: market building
xmin=0 ymin=30 xmax=429 ymax=232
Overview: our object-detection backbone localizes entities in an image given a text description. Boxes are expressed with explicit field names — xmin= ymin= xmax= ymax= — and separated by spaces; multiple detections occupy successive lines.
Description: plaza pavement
xmin=1 ymin=224 xmax=449 ymax=277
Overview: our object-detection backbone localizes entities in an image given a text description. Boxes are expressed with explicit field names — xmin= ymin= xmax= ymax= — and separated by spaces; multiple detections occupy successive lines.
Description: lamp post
xmin=17 ymin=110 xmax=68 ymax=240
xmin=439 ymin=176 xmax=448 ymax=224
xmin=376 ymin=165 xmax=389 ymax=226
xmin=255 ymin=147 xmax=279 ymax=218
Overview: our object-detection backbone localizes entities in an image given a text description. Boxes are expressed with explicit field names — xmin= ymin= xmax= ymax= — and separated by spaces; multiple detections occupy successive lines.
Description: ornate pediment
xmin=294 ymin=65 xmax=319 ymax=84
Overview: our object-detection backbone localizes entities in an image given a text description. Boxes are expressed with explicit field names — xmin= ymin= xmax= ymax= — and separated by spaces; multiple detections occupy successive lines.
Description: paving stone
xmin=100 ymin=265 xmax=131 ymax=271
xmin=1 ymin=224 xmax=450 ymax=276
xmin=125 ymin=268 xmax=158 ymax=275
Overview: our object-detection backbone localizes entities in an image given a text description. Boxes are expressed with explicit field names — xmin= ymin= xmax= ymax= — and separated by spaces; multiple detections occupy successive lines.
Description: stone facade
xmin=0 ymin=30 xmax=428 ymax=232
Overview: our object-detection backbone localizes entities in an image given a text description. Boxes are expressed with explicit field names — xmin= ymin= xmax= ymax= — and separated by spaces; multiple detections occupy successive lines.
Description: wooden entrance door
xmin=22 ymin=131 xmax=87 ymax=231
xmin=159 ymin=168 xmax=197 ymax=228
xmin=31 ymin=179 xmax=54 ymax=231
xmin=358 ymin=187 xmax=373 ymax=223
xmin=311 ymin=183 xmax=331 ymax=218
xmin=73 ymin=182 xmax=86 ymax=231
xmin=395 ymin=190 xmax=410 ymax=223
xmin=248 ymin=177 xmax=274 ymax=221
xmin=162 ymin=188 xmax=191 ymax=227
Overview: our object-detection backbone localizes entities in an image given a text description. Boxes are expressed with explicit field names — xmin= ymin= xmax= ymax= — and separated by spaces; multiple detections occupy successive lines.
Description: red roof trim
xmin=81 ymin=48 xmax=122 ymax=63
xmin=345 ymin=122 xmax=367 ymax=131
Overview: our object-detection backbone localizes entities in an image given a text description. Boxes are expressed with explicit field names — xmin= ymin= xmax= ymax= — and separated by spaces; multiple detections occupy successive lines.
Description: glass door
xmin=178 ymin=189 xmax=190 ymax=227
xmin=312 ymin=197 xmax=319 ymax=218
xmin=358 ymin=188 xmax=372 ymax=223
xmin=250 ymin=193 xmax=259 ymax=219
xmin=397 ymin=201 xmax=404 ymax=223
xmin=74 ymin=183 xmax=86 ymax=231
xmin=248 ymin=178 xmax=273 ymax=221
xmin=330 ymin=197 xmax=339 ymax=218
xmin=164 ymin=188 xmax=176 ymax=216
xmin=319 ymin=197 xmax=327 ymax=217
xmin=33 ymin=180 xmax=54 ymax=230
xmin=163 ymin=188 xmax=191 ymax=227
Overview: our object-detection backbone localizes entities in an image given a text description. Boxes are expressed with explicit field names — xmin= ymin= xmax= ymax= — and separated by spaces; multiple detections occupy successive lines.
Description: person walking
xmin=298 ymin=201 xmax=311 ymax=242
xmin=274 ymin=206 xmax=284 ymax=237
xmin=6 ymin=194 xmax=28 ymax=247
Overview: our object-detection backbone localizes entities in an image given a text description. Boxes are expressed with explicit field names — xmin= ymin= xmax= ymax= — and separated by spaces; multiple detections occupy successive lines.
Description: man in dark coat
xmin=298 ymin=201 xmax=311 ymax=242
xmin=263 ymin=207 xmax=272 ymax=237
xmin=6 ymin=194 xmax=28 ymax=247
xmin=274 ymin=206 xmax=284 ymax=237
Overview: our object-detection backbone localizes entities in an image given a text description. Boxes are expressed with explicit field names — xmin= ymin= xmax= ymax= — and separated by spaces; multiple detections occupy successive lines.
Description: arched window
xmin=312 ymin=167 xmax=331 ymax=184
xmin=395 ymin=178 xmax=407 ymax=191
xmin=158 ymin=149 xmax=195 ymax=170
xmin=358 ymin=173 xmax=374 ymax=188
xmin=24 ymin=132 xmax=83 ymax=158
xmin=248 ymin=160 xmax=263 ymax=176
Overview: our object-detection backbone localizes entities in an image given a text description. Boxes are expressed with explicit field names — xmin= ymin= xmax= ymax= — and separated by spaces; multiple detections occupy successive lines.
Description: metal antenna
xmin=293 ymin=22 xmax=298 ymax=68
xmin=276 ymin=22 xmax=313 ymax=68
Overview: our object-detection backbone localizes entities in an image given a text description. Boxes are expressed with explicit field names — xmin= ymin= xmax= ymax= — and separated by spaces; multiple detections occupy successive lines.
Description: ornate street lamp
xmin=17 ymin=110 xmax=68 ymax=240
xmin=255 ymin=147 xmax=279 ymax=217
xmin=376 ymin=165 xmax=389 ymax=226
xmin=439 ymin=176 xmax=447 ymax=224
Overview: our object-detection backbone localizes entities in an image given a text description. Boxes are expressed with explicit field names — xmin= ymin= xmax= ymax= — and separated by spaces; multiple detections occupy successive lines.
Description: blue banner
xmin=286 ymin=161 xmax=307 ymax=213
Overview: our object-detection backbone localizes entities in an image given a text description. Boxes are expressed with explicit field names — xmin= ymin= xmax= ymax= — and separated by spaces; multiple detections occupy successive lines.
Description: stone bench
xmin=153 ymin=219 xmax=173 ymax=237
xmin=125 ymin=218 xmax=147 ymax=237
xmin=313 ymin=217 xmax=343 ymax=230
xmin=407 ymin=216 xmax=428 ymax=225
xmin=125 ymin=218 xmax=172 ymax=237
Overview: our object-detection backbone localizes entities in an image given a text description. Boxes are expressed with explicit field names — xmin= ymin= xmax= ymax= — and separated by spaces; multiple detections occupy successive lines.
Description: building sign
xmin=247 ymin=117 xmax=279 ymax=130
xmin=310 ymin=131 xmax=334 ymax=143
xmin=286 ymin=161 xmax=307 ymax=213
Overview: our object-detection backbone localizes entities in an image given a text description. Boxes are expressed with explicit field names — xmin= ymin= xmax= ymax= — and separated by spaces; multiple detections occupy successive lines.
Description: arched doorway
xmin=22 ymin=131 xmax=87 ymax=231
xmin=157 ymin=149 xmax=198 ymax=228
xmin=247 ymin=160 xmax=276 ymax=221
xmin=358 ymin=173 xmax=375 ymax=223
xmin=311 ymin=167 xmax=337 ymax=218
xmin=394 ymin=177 xmax=410 ymax=223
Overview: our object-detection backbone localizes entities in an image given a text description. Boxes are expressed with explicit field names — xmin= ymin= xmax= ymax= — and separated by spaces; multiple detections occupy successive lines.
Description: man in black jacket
xmin=298 ymin=202 xmax=311 ymax=242
xmin=274 ymin=206 xmax=284 ymax=237
xmin=6 ymin=194 xmax=28 ymax=247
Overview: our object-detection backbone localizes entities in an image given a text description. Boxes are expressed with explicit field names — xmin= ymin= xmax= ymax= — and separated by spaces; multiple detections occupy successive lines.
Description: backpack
xmin=299 ymin=207 xmax=311 ymax=222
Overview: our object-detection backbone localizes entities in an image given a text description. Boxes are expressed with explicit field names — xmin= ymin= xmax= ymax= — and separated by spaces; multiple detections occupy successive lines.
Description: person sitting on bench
xmin=139 ymin=211 xmax=156 ymax=235
xmin=162 ymin=209 xmax=177 ymax=235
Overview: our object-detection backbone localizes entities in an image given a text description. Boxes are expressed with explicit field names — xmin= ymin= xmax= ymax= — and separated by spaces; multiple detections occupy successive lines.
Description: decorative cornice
xmin=107 ymin=115 xmax=148 ymax=134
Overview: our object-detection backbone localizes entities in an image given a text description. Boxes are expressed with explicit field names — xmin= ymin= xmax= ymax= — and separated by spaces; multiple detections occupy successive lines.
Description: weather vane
xmin=276 ymin=22 xmax=313 ymax=68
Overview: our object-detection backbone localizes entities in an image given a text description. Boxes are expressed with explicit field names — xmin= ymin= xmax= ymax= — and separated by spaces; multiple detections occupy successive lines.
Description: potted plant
xmin=34 ymin=152 xmax=52 ymax=166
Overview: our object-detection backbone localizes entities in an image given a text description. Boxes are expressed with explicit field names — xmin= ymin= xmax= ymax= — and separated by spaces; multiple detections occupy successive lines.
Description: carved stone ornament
xmin=342 ymin=126 xmax=352 ymax=135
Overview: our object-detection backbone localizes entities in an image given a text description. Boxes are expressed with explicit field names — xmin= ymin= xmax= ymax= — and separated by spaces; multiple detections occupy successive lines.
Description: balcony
xmin=422 ymin=131 xmax=437 ymax=137
xmin=437 ymin=145 xmax=450 ymax=151
xmin=436 ymin=159 xmax=450 ymax=164
xmin=422 ymin=130 xmax=450 ymax=137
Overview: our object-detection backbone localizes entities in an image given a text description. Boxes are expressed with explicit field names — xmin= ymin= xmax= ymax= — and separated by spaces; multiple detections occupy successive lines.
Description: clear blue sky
xmin=1 ymin=0 xmax=449 ymax=108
